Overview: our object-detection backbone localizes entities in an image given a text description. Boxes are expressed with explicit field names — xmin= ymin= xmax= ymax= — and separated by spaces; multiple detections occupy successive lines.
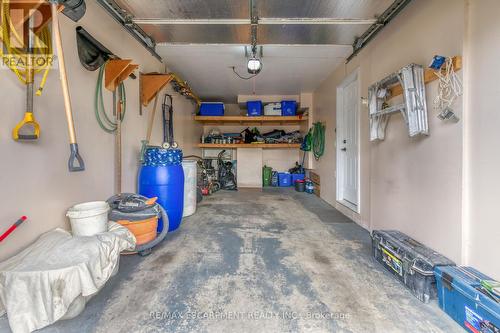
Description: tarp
xmin=0 ymin=222 xmax=136 ymax=333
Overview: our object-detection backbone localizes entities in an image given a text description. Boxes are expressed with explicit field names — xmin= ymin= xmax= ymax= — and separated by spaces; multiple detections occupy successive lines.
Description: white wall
xmin=464 ymin=0 xmax=500 ymax=279
xmin=313 ymin=0 xmax=465 ymax=263
xmin=313 ymin=0 xmax=500 ymax=280
xmin=0 ymin=1 xmax=201 ymax=261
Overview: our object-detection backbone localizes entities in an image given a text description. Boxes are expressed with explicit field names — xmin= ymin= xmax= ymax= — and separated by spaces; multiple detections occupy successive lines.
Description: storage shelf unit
xmin=197 ymin=143 xmax=301 ymax=149
xmin=194 ymin=115 xmax=307 ymax=125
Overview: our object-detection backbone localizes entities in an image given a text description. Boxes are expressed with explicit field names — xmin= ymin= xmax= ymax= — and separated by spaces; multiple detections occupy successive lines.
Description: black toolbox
xmin=371 ymin=230 xmax=455 ymax=303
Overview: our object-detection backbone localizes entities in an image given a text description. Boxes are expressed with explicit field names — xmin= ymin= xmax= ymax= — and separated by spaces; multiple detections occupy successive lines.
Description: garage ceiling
xmin=157 ymin=44 xmax=351 ymax=102
xmin=104 ymin=0 xmax=404 ymax=101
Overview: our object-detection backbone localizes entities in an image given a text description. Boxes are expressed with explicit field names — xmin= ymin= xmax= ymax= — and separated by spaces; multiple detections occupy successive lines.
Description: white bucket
xmin=66 ymin=201 xmax=110 ymax=236
xmin=182 ymin=160 xmax=197 ymax=217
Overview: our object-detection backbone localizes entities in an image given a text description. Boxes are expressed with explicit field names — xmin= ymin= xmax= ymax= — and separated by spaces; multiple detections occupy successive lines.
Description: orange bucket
xmin=117 ymin=216 xmax=158 ymax=245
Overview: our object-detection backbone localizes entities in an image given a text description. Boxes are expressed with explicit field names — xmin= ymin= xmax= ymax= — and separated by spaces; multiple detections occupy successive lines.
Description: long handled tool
xmin=0 ymin=216 xmax=27 ymax=242
xmin=50 ymin=1 xmax=85 ymax=172
xmin=12 ymin=15 xmax=40 ymax=141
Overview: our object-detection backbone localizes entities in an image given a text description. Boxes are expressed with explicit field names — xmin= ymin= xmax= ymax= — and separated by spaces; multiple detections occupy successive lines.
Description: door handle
xmin=341 ymin=147 xmax=347 ymax=151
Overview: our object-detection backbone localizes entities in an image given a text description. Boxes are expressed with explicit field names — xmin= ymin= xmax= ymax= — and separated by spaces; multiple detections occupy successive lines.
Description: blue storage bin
xmin=199 ymin=102 xmax=224 ymax=116
xmin=281 ymin=100 xmax=297 ymax=116
xmin=435 ymin=266 xmax=500 ymax=333
xmin=278 ymin=173 xmax=292 ymax=187
xmin=247 ymin=101 xmax=263 ymax=116
xmin=291 ymin=173 xmax=305 ymax=183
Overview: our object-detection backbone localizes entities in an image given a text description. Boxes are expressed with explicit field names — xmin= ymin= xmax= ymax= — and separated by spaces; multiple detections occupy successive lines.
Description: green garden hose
xmin=312 ymin=122 xmax=325 ymax=160
xmin=94 ymin=64 xmax=126 ymax=133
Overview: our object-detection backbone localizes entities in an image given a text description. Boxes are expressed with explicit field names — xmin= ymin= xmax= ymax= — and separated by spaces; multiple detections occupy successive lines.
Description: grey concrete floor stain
xmin=0 ymin=189 xmax=463 ymax=333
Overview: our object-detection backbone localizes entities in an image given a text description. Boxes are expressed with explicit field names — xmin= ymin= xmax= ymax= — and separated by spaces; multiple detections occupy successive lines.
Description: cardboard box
xmin=314 ymin=184 xmax=320 ymax=197
xmin=309 ymin=171 xmax=320 ymax=185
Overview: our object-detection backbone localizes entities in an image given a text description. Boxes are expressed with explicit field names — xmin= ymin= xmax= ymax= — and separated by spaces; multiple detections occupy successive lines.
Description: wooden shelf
xmin=194 ymin=115 xmax=307 ymax=125
xmin=388 ymin=56 xmax=462 ymax=99
xmin=105 ymin=59 xmax=138 ymax=91
xmin=140 ymin=73 xmax=172 ymax=106
xmin=198 ymin=143 xmax=301 ymax=149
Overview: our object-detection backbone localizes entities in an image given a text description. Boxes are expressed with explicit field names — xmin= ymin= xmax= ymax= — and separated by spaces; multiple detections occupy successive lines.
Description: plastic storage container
xmin=371 ymin=230 xmax=455 ymax=303
xmin=435 ymin=266 xmax=500 ymax=333
xmin=291 ymin=173 xmax=305 ymax=183
xmin=247 ymin=101 xmax=263 ymax=116
xmin=271 ymin=171 xmax=279 ymax=187
xmin=66 ymin=201 xmax=109 ymax=236
xmin=264 ymin=103 xmax=281 ymax=116
xmin=199 ymin=102 xmax=224 ymax=116
xmin=281 ymin=100 xmax=297 ymax=116
xmin=139 ymin=148 xmax=185 ymax=232
xmin=182 ymin=160 xmax=197 ymax=217
xmin=294 ymin=180 xmax=305 ymax=192
xmin=278 ymin=173 xmax=292 ymax=187
xmin=263 ymin=165 xmax=272 ymax=187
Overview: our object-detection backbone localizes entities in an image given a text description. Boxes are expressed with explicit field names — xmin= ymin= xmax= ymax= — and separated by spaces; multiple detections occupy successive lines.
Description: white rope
xmin=433 ymin=57 xmax=463 ymax=112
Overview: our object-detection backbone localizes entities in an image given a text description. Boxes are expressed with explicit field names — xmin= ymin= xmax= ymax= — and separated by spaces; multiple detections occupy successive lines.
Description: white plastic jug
xmin=66 ymin=201 xmax=110 ymax=236
xmin=182 ymin=160 xmax=197 ymax=217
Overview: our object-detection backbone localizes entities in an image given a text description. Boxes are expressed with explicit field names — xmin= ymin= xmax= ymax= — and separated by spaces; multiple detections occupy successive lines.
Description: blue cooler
xmin=434 ymin=266 xmax=500 ymax=333
xmin=278 ymin=173 xmax=292 ymax=187
xmin=199 ymin=102 xmax=224 ymax=116
xmin=247 ymin=100 xmax=263 ymax=116
xmin=281 ymin=100 xmax=297 ymax=116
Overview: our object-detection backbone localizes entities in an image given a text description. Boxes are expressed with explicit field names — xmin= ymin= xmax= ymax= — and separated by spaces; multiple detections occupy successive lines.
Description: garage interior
xmin=0 ymin=0 xmax=499 ymax=332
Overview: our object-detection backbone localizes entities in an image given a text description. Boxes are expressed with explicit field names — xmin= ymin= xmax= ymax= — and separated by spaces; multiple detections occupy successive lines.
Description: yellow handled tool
xmin=12 ymin=112 xmax=40 ymax=141
xmin=12 ymin=13 xmax=40 ymax=141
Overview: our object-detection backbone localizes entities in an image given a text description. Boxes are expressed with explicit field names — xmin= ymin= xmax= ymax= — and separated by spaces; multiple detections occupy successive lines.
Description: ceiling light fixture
xmin=247 ymin=54 xmax=262 ymax=74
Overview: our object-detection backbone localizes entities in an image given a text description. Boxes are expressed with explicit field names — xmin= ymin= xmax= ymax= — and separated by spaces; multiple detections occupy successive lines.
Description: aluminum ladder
xmin=368 ymin=64 xmax=428 ymax=141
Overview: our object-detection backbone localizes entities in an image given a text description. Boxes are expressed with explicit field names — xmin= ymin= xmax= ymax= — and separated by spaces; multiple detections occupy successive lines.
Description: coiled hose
xmin=312 ymin=122 xmax=325 ymax=160
xmin=94 ymin=63 xmax=126 ymax=133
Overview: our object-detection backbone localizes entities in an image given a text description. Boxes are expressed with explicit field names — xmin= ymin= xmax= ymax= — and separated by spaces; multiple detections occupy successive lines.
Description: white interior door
xmin=336 ymin=70 xmax=359 ymax=211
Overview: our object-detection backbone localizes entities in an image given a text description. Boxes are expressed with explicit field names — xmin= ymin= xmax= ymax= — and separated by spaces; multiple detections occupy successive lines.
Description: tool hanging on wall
xmin=98 ymin=59 xmax=138 ymax=192
xmin=94 ymin=63 xmax=127 ymax=133
xmin=1 ymin=0 xmax=53 ymax=141
xmin=12 ymin=15 xmax=40 ymax=141
xmin=76 ymin=26 xmax=113 ymax=71
xmin=161 ymin=94 xmax=177 ymax=149
xmin=368 ymin=63 xmax=428 ymax=141
xmin=50 ymin=1 xmax=85 ymax=171
xmin=430 ymin=56 xmax=463 ymax=122
xmin=312 ymin=122 xmax=325 ymax=161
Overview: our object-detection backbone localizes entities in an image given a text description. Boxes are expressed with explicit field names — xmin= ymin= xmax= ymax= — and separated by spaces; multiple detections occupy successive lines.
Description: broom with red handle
xmin=0 ymin=217 xmax=27 ymax=242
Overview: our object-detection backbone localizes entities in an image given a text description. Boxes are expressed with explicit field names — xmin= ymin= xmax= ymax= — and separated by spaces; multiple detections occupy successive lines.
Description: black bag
xmin=76 ymin=26 xmax=113 ymax=71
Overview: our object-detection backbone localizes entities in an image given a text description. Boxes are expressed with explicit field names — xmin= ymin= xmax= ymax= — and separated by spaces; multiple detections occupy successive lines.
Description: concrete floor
xmin=0 ymin=189 xmax=462 ymax=333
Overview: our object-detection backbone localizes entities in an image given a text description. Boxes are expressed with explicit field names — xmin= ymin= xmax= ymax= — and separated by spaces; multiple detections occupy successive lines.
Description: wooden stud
xmin=140 ymin=73 xmax=173 ymax=106
xmin=104 ymin=59 xmax=138 ymax=91
xmin=388 ymin=56 xmax=462 ymax=99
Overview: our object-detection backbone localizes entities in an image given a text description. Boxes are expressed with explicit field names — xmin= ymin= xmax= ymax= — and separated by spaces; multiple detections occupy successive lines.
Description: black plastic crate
xmin=371 ymin=230 xmax=455 ymax=303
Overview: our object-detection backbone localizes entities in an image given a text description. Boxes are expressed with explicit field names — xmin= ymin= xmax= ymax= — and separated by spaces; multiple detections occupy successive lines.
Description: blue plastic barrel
xmin=139 ymin=148 xmax=185 ymax=232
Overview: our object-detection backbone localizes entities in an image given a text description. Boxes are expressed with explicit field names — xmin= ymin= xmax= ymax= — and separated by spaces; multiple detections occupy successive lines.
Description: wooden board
xmin=388 ymin=56 xmax=462 ymax=99
xmin=140 ymin=73 xmax=172 ymax=106
xmin=105 ymin=59 xmax=138 ymax=91
xmin=194 ymin=115 xmax=308 ymax=125
xmin=197 ymin=143 xmax=301 ymax=149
